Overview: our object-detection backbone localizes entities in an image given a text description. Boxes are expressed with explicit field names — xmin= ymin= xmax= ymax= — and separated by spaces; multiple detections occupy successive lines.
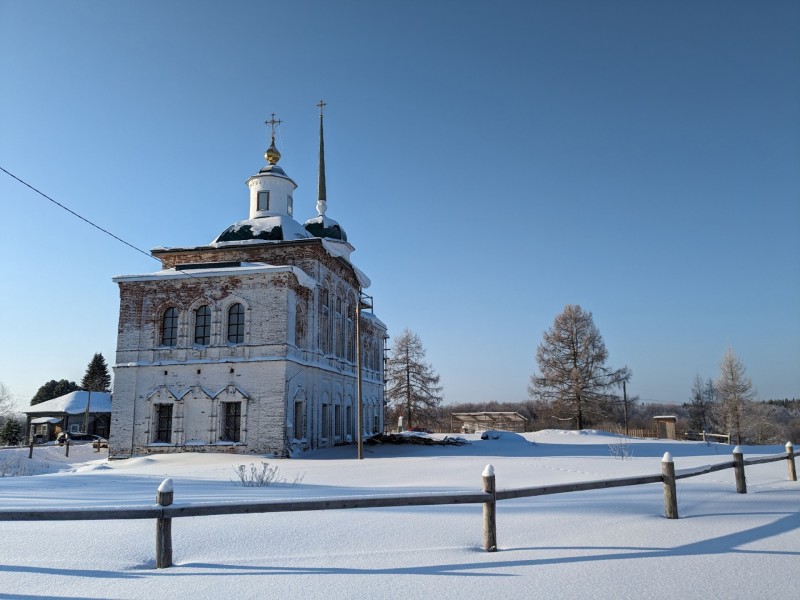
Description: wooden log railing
xmin=0 ymin=444 xmax=797 ymax=569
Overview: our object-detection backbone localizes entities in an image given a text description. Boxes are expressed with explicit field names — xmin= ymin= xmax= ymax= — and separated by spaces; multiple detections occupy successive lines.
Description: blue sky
xmin=1 ymin=0 xmax=798 ymax=410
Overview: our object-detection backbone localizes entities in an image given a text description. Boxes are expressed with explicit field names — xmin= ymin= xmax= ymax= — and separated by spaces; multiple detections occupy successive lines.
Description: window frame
xmin=221 ymin=402 xmax=241 ymax=443
xmin=227 ymin=303 xmax=245 ymax=344
xmin=257 ymin=190 xmax=270 ymax=211
xmin=154 ymin=404 xmax=173 ymax=443
xmin=161 ymin=307 xmax=178 ymax=347
xmin=194 ymin=305 xmax=211 ymax=346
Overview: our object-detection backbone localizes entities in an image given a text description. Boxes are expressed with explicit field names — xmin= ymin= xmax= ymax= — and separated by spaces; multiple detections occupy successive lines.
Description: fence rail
xmin=1 ymin=443 xmax=797 ymax=569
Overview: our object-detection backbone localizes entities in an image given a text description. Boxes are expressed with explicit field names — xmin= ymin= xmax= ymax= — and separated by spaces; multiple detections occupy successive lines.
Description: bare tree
xmin=385 ymin=329 xmax=444 ymax=430
xmin=715 ymin=348 xmax=756 ymax=445
xmin=529 ymin=305 xmax=630 ymax=430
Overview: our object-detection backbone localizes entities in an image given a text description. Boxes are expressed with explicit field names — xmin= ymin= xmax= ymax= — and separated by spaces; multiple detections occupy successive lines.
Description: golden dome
xmin=265 ymin=136 xmax=281 ymax=165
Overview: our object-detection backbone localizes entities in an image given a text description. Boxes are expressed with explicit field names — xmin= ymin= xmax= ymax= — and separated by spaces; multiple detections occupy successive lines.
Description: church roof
xmin=213 ymin=215 xmax=312 ymax=243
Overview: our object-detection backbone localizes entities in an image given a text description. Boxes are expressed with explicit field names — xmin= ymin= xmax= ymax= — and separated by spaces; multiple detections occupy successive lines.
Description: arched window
xmin=320 ymin=289 xmax=330 ymax=354
xmin=335 ymin=296 xmax=344 ymax=358
xmin=227 ymin=303 xmax=245 ymax=344
xmin=161 ymin=307 xmax=178 ymax=347
xmin=346 ymin=293 xmax=355 ymax=362
xmin=194 ymin=305 xmax=211 ymax=346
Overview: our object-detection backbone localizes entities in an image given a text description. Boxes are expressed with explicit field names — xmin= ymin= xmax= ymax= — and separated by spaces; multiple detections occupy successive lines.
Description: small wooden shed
xmin=653 ymin=415 xmax=678 ymax=440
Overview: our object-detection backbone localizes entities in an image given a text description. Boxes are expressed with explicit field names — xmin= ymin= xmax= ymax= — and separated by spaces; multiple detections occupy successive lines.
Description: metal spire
xmin=317 ymin=100 xmax=327 ymax=212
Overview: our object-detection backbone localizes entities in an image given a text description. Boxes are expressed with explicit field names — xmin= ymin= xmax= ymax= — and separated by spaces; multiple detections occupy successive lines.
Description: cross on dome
xmin=264 ymin=113 xmax=283 ymax=165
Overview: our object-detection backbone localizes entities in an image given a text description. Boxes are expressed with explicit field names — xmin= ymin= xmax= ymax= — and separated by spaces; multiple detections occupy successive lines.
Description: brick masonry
xmin=110 ymin=239 xmax=386 ymax=459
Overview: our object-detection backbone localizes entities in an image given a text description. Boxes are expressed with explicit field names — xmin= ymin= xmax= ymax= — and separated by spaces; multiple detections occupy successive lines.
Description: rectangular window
xmin=294 ymin=401 xmax=305 ymax=439
xmin=257 ymin=190 xmax=270 ymax=211
xmin=155 ymin=404 xmax=173 ymax=443
xmin=346 ymin=406 xmax=352 ymax=436
xmin=221 ymin=402 xmax=241 ymax=442
xmin=322 ymin=404 xmax=329 ymax=440
xmin=335 ymin=404 xmax=342 ymax=438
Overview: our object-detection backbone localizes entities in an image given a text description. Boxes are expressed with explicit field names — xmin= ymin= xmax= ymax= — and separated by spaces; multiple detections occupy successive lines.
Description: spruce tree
xmin=0 ymin=418 xmax=23 ymax=446
xmin=81 ymin=353 xmax=111 ymax=392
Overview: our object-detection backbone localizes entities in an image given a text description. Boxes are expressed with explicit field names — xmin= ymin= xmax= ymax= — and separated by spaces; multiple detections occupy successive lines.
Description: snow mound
xmin=479 ymin=430 xmax=529 ymax=443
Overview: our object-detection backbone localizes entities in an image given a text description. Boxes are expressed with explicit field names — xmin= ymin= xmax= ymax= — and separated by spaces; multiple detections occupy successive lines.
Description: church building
xmin=109 ymin=106 xmax=386 ymax=458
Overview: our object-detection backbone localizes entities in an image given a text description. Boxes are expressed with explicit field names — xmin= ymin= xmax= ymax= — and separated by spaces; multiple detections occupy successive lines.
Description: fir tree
xmin=81 ymin=353 xmax=111 ymax=392
xmin=0 ymin=418 xmax=23 ymax=446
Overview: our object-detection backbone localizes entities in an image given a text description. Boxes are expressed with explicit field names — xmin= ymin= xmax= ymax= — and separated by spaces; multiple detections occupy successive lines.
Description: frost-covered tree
xmin=81 ymin=353 xmax=112 ymax=392
xmin=715 ymin=348 xmax=755 ymax=445
xmin=385 ymin=329 xmax=443 ymax=430
xmin=685 ymin=375 xmax=716 ymax=432
xmin=30 ymin=379 xmax=80 ymax=406
xmin=529 ymin=305 xmax=630 ymax=430
xmin=0 ymin=383 xmax=14 ymax=417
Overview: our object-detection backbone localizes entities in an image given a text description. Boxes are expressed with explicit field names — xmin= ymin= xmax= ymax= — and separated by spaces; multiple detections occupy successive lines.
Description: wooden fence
xmin=1 ymin=443 xmax=797 ymax=569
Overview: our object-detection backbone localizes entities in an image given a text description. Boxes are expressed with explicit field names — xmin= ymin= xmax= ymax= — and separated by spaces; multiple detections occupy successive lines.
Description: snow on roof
xmin=212 ymin=215 xmax=311 ymax=244
xmin=319 ymin=239 xmax=371 ymax=288
xmin=360 ymin=310 xmax=387 ymax=330
xmin=26 ymin=391 xmax=112 ymax=415
xmin=113 ymin=262 xmax=316 ymax=290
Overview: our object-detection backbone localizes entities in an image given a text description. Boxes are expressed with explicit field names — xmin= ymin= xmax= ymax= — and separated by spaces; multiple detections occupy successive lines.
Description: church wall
xmin=153 ymin=240 xmax=359 ymax=292
xmin=110 ymin=360 xmax=288 ymax=457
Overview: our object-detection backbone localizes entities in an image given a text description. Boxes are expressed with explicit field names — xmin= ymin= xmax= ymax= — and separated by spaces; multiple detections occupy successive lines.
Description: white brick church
xmin=109 ymin=108 xmax=386 ymax=458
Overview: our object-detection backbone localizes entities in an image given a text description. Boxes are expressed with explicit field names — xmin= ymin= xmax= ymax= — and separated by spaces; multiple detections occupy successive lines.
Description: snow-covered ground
xmin=1 ymin=430 xmax=798 ymax=599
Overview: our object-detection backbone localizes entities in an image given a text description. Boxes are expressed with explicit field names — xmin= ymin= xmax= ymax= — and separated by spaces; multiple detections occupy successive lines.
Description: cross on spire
xmin=265 ymin=113 xmax=282 ymax=139
xmin=317 ymin=100 xmax=326 ymax=116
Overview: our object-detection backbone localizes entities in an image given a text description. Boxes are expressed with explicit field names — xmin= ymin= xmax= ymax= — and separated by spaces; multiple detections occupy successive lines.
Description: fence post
xmin=156 ymin=479 xmax=174 ymax=568
xmin=65 ymin=439 xmax=69 ymax=458
xmin=28 ymin=438 xmax=33 ymax=459
xmin=661 ymin=452 xmax=678 ymax=519
xmin=733 ymin=446 xmax=746 ymax=494
xmin=482 ymin=464 xmax=497 ymax=552
xmin=786 ymin=442 xmax=797 ymax=482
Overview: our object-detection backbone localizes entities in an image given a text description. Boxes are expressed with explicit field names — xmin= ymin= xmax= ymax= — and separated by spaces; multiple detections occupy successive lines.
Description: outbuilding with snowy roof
xmin=25 ymin=391 xmax=112 ymax=443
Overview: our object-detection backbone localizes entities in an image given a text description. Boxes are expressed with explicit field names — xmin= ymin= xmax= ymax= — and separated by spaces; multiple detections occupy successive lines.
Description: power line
xmin=0 ymin=165 xmax=158 ymax=263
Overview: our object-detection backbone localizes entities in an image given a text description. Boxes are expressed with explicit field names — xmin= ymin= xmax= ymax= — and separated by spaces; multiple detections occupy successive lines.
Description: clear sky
xmin=1 ymin=1 xmax=798 ymax=411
